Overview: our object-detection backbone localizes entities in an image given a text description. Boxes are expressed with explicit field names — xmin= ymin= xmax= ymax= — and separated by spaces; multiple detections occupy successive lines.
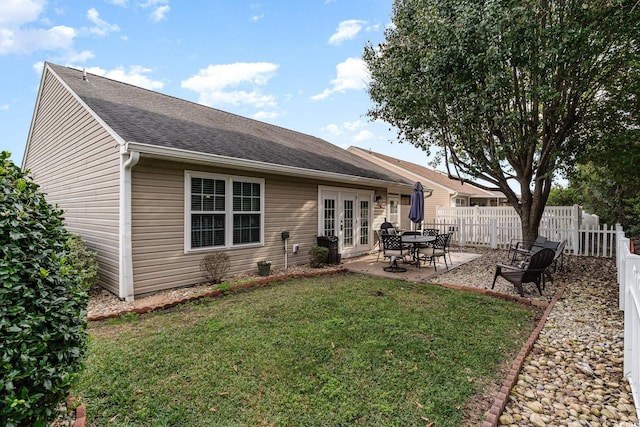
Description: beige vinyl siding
xmin=23 ymin=68 xmax=121 ymax=294
xmin=131 ymin=159 xmax=322 ymax=295
xmin=425 ymin=188 xmax=451 ymax=222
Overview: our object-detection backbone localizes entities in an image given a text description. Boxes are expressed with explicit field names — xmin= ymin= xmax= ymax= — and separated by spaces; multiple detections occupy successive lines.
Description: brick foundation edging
xmin=479 ymin=282 xmax=569 ymax=427
xmin=67 ymin=393 xmax=86 ymax=427
xmin=87 ymin=267 xmax=347 ymax=322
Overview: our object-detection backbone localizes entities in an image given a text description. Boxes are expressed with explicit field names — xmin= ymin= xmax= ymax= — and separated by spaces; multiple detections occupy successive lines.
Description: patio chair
xmin=552 ymin=239 xmax=566 ymax=272
xmin=509 ymin=235 xmax=547 ymax=264
xmin=419 ymin=232 xmax=451 ymax=271
xmin=492 ymin=248 xmax=555 ymax=297
xmin=381 ymin=234 xmax=409 ymax=265
xmin=421 ymin=229 xmax=439 ymax=250
xmin=423 ymin=228 xmax=439 ymax=236
xmin=543 ymin=239 xmax=567 ymax=283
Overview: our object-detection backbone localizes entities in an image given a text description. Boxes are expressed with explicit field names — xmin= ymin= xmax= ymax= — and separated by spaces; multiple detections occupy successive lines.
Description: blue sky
xmin=0 ymin=0 xmax=434 ymax=168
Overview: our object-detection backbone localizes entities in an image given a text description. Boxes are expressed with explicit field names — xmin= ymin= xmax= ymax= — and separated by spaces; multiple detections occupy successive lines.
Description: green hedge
xmin=0 ymin=152 xmax=89 ymax=426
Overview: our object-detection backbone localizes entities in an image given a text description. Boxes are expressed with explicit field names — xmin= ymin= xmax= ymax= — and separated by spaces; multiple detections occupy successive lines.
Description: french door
xmin=319 ymin=187 xmax=372 ymax=258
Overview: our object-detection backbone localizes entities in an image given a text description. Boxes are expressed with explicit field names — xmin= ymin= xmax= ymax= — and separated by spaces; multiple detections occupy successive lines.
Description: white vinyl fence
xmin=616 ymin=232 xmax=640 ymax=420
xmin=432 ymin=205 xmax=617 ymax=257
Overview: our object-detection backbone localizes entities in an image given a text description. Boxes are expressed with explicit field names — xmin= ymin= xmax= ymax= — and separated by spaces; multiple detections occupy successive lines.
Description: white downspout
xmin=119 ymin=150 xmax=140 ymax=301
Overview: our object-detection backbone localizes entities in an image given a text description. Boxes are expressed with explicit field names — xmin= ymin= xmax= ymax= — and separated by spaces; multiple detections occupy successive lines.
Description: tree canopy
xmin=364 ymin=0 xmax=639 ymax=241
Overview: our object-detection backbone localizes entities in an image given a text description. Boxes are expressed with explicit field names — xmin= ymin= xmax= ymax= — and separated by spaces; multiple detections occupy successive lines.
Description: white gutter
xmin=125 ymin=142 xmax=413 ymax=191
xmin=119 ymin=150 xmax=140 ymax=301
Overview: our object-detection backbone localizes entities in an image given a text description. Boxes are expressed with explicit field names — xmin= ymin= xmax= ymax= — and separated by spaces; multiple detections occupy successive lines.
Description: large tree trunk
xmin=520 ymin=209 xmax=541 ymax=246
xmin=516 ymin=177 xmax=552 ymax=245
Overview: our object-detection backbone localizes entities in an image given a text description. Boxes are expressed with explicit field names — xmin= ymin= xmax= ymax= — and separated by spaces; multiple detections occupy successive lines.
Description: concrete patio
xmin=341 ymin=247 xmax=482 ymax=282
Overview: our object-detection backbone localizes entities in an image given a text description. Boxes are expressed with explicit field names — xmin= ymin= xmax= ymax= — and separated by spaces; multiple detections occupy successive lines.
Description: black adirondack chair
xmin=492 ymin=248 xmax=555 ymax=297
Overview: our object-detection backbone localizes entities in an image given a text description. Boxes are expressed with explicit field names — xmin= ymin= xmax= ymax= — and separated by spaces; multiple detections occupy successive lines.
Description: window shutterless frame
xmin=184 ymin=171 xmax=265 ymax=253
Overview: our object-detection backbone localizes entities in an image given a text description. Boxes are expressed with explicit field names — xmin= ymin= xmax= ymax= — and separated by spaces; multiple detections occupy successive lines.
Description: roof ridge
xmin=48 ymin=62 xmax=327 ymax=144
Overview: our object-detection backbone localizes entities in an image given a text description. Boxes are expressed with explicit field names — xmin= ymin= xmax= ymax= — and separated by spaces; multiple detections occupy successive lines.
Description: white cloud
xmin=0 ymin=25 xmax=77 ymax=55
xmin=323 ymin=123 xmax=342 ymax=135
xmin=328 ymin=19 xmax=366 ymax=46
xmin=354 ymin=130 xmax=374 ymax=142
xmin=84 ymin=65 xmax=165 ymax=90
xmin=150 ymin=5 xmax=169 ymax=22
xmin=254 ymin=110 xmax=279 ymax=120
xmin=139 ymin=0 xmax=170 ymax=22
xmin=0 ymin=0 xmax=45 ymax=26
xmin=64 ymin=49 xmax=95 ymax=63
xmin=106 ymin=0 xmax=128 ymax=6
xmin=321 ymin=121 xmax=376 ymax=143
xmin=311 ymin=57 xmax=369 ymax=101
xmin=0 ymin=0 xmax=81 ymax=55
xmin=0 ymin=104 xmax=9 ymax=111
xmin=86 ymin=8 xmax=120 ymax=36
xmin=249 ymin=3 xmax=263 ymax=22
xmin=343 ymin=120 xmax=364 ymax=131
xmin=182 ymin=62 xmax=279 ymax=108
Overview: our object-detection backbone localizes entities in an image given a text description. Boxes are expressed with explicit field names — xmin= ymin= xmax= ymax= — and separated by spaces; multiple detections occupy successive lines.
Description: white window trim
xmin=184 ymin=170 xmax=265 ymax=253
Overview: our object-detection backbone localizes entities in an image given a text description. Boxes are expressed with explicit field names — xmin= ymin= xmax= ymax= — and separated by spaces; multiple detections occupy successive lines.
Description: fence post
xmin=572 ymin=204 xmax=581 ymax=255
xmin=489 ymin=218 xmax=497 ymax=249
xmin=618 ymin=225 xmax=626 ymax=310
xmin=458 ymin=218 xmax=466 ymax=247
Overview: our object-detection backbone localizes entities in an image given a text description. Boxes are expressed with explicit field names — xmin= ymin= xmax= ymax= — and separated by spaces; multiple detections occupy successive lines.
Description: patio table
xmin=401 ymin=234 xmax=436 ymax=266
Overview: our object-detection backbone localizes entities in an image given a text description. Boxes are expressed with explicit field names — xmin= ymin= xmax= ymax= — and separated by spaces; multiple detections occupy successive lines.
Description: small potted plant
xmin=257 ymin=260 xmax=272 ymax=276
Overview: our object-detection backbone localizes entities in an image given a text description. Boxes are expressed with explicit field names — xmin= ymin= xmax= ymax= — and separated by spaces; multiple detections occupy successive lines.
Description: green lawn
xmin=75 ymin=273 xmax=538 ymax=426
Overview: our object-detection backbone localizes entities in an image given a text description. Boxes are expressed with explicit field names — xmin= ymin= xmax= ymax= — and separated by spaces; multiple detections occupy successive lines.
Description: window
xmin=190 ymin=177 xmax=225 ymax=248
xmin=186 ymin=171 xmax=264 ymax=251
xmin=233 ymin=181 xmax=261 ymax=245
xmin=455 ymin=198 xmax=466 ymax=207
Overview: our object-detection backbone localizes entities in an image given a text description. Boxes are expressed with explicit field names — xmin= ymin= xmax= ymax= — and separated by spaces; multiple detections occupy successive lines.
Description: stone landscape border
xmin=478 ymin=282 xmax=569 ymax=426
xmin=73 ymin=266 xmax=561 ymax=426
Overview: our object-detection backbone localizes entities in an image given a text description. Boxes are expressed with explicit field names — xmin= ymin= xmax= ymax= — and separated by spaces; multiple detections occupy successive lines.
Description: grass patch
xmin=76 ymin=273 xmax=538 ymax=426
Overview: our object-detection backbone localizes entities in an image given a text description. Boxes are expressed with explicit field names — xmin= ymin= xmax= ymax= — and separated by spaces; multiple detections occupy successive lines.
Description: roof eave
xmin=125 ymin=142 xmax=413 ymax=190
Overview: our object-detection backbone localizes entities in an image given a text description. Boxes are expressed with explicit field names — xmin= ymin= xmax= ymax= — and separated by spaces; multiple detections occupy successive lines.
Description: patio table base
xmin=383 ymin=259 xmax=407 ymax=273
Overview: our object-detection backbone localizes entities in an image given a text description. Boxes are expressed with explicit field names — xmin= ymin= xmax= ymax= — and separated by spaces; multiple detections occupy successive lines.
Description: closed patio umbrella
xmin=408 ymin=182 xmax=424 ymax=231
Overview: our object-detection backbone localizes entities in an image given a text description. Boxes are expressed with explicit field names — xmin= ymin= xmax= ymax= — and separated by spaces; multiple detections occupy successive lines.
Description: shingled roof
xmin=48 ymin=63 xmax=411 ymax=185
xmin=349 ymin=146 xmax=505 ymax=198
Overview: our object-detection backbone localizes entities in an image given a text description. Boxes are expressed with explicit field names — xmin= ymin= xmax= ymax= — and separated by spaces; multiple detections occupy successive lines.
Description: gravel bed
xmin=431 ymin=247 xmax=637 ymax=426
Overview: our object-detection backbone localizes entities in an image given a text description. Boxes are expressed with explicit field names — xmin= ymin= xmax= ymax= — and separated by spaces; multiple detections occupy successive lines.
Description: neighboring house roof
xmin=39 ymin=63 xmax=411 ymax=187
xmin=348 ymin=146 xmax=507 ymax=199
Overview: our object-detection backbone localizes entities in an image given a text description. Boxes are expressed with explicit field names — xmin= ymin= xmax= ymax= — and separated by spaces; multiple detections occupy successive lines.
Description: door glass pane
xmin=323 ymin=199 xmax=335 ymax=236
xmin=343 ymin=199 xmax=353 ymax=247
xmin=360 ymin=200 xmax=369 ymax=245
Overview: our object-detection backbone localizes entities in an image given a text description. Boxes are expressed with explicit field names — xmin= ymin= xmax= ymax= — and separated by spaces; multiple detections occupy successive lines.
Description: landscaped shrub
xmin=66 ymin=234 xmax=99 ymax=290
xmin=309 ymin=245 xmax=329 ymax=268
xmin=0 ymin=151 xmax=88 ymax=426
xmin=200 ymin=252 xmax=231 ymax=284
